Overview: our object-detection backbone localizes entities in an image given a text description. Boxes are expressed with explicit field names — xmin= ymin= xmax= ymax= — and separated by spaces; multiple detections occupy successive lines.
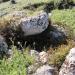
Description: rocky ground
xmin=0 ymin=10 xmax=73 ymax=75
xmin=0 ymin=0 xmax=75 ymax=75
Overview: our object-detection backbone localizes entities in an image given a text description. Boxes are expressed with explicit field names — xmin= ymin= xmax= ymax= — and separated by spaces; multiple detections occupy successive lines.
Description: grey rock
xmin=20 ymin=12 xmax=49 ymax=36
xmin=48 ymin=30 xmax=66 ymax=45
xmin=52 ymin=24 xmax=69 ymax=36
xmin=59 ymin=48 xmax=75 ymax=75
xmin=34 ymin=65 xmax=57 ymax=75
xmin=0 ymin=35 xmax=8 ymax=58
xmin=39 ymin=51 xmax=48 ymax=64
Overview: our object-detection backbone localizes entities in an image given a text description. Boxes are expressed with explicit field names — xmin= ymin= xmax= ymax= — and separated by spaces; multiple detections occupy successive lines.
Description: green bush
xmin=0 ymin=46 xmax=34 ymax=75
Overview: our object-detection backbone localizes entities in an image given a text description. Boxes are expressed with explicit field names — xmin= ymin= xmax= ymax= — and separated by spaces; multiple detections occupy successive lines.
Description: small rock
xmin=48 ymin=30 xmax=66 ymax=45
xmin=39 ymin=51 xmax=48 ymax=64
xmin=52 ymin=24 xmax=68 ymax=36
xmin=7 ymin=49 xmax=13 ymax=59
xmin=0 ymin=35 xmax=8 ymax=58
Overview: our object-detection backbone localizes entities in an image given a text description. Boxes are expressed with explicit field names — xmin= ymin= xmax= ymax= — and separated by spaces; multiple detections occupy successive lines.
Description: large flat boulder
xmin=20 ymin=12 xmax=49 ymax=36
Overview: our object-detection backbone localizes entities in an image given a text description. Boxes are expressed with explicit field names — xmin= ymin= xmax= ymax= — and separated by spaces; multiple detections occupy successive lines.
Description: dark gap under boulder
xmin=0 ymin=23 xmax=67 ymax=52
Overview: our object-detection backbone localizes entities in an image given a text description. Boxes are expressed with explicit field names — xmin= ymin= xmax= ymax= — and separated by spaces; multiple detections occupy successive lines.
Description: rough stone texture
xmin=34 ymin=65 xmax=57 ymax=75
xmin=46 ymin=25 xmax=66 ymax=46
xmin=59 ymin=48 xmax=75 ymax=75
xmin=27 ymin=50 xmax=58 ymax=75
xmin=27 ymin=51 xmax=48 ymax=75
xmin=39 ymin=51 xmax=48 ymax=64
xmin=7 ymin=49 xmax=13 ymax=60
xmin=20 ymin=12 xmax=49 ymax=36
xmin=52 ymin=24 xmax=70 ymax=37
xmin=0 ymin=35 xmax=8 ymax=58
xmin=49 ymin=31 xmax=66 ymax=45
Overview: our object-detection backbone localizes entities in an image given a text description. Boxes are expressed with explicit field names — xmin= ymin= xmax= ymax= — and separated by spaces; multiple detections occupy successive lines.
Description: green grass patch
xmin=0 ymin=0 xmax=50 ymax=14
xmin=51 ymin=8 xmax=75 ymax=38
xmin=0 ymin=46 xmax=34 ymax=75
xmin=1 ymin=0 xmax=75 ymax=14
xmin=51 ymin=9 xmax=75 ymax=28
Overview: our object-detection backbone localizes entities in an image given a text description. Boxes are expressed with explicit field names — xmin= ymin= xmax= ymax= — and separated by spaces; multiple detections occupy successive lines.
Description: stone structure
xmin=20 ymin=12 xmax=49 ymax=36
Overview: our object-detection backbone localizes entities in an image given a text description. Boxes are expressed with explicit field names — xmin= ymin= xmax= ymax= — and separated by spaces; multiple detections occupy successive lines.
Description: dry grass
xmin=48 ymin=40 xmax=75 ymax=69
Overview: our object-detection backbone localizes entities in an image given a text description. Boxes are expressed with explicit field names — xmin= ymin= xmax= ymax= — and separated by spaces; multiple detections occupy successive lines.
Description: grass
xmin=49 ymin=8 xmax=75 ymax=67
xmin=0 ymin=46 xmax=34 ymax=75
xmin=51 ymin=9 xmax=75 ymax=28
xmin=48 ymin=40 xmax=75 ymax=69
xmin=51 ymin=8 xmax=75 ymax=38
xmin=0 ymin=0 xmax=75 ymax=73
xmin=1 ymin=0 xmax=75 ymax=16
xmin=0 ymin=0 xmax=50 ymax=14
